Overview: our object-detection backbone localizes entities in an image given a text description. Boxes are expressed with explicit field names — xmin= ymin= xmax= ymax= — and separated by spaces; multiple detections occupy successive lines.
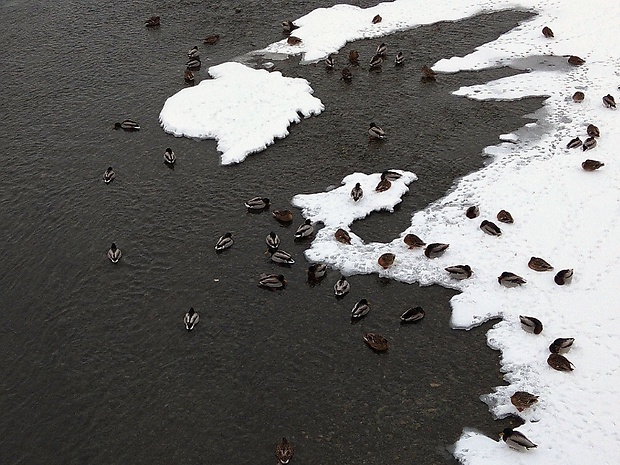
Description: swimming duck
xmin=265 ymin=231 xmax=280 ymax=252
xmin=542 ymin=26 xmax=554 ymax=38
xmin=364 ymin=332 xmax=389 ymax=352
xmin=403 ymin=233 xmax=425 ymax=249
xmin=375 ymin=43 xmax=387 ymax=56
xmin=567 ymin=55 xmax=585 ymax=65
xmin=582 ymin=159 xmax=604 ymax=171
xmin=107 ymin=243 xmax=122 ymax=263
xmin=341 ymin=68 xmax=353 ymax=81
xmin=480 ymin=220 xmax=502 ymax=236
xmin=528 ymin=257 xmax=553 ymax=272
xmin=203 ymin=34 xmax=220 ymax=45
xmin=510 ymin=392 xmax=539 ymax=412
xmin=498 ymin=272 xmax=526 ymax=287
xmin=282 ymin=21 xmax=298 ymax=34
xmin=519 ymin=315 xmax=543 ymax=334
xmin=351 ymin=182 xmax=363 ymax=201
xmin=394 ymin=51 xmax=404 ymax=65
xmin=368 ymin=122 xmax=386 ymax=139
xmin=186 ymin=58 xmax=201 ymax=70
xmin=587 ymin=124 xmax=600 ymax=137
xmin=187 ymin=45 xmax=199 ymax=60
xmin=465 ymin=205 xmax=480 ymax=219
xmin=145 ymin=16 xmax=160 ymax=27
xmin=496 ymin=210 xmax=514 ymax=224
xmin=378 ymin=253 xmax=395 ymax=269
xmin=369 ymin=54 xmax=384 ymax=69
xmin=307 ymin=263 xmax=327 ymax=282
xmin=582 ymin=136 xmax=597 ymax=151
xmin=275 ymin=437 xmax=294 ymax=464
xmin=602 ymin=94 xmax=616 ymax=108
xmin=500 ymin=428 xmax=537 ymax=450
xmin=324 ymin=54 xmax=335 ymax=69
xmin=271 ymin=250 xmax=295 ymax=265
xmin=103 ymin=166 xmax=115 ymax=184
xmin=349 ymin=50 xmax=360 ymax=64
xmin=351 ymin=299 xmax=370 ymax=319
xmin=400 ymin=306 xmax=425 ymax=323
xmin=424 ymin=243 xmax=449 ymax=258
xmin=273 ymin=210 xmax=293 ymax=223
xmin=184 ymin=68 xmax=195 ymax=83
xmin=549 ymin=337 xmax=574 ymax=354
xmin=372 ymin=14 xmax=382 ymax=24
xmin=245 ymin=197 xmax=270 ymax=210
xmin=164 ymin=147 xmax=176 ymax=164
xmin=547 ymin=353 xmax=574 ymax=371
xmin=114 ymin=120 xmax=140 ymax=131
xmin=572 ymin=91 xmax=585 ymax=102
xmin=294 ymin=219 xmax=313 ymax=239
xmin=554 ymin=268 xmax=573 ymax=285
xmin=333 ymin=276 xmax=351 ymax=297
xmin=566 ymin=137 xmax=582 ymax=149
xmin=287 ymin=36 xmax=302 ymax=46
xmin=445 ymin=265 xmax=473 ymax=280
xmin=214 ymin=232 xmax=233 ymax=251
xmin=375 ymin=177 xmax=391 ymax=192
xmin=335 ymin=228 xmax=352 ymax=244
xmin=258 ymin=273 xmax=287 ymax=289
xmin=184 ymin=307 xmax=199 ymax=331
xmin=421 ymin=65 xmax=437 ymax=81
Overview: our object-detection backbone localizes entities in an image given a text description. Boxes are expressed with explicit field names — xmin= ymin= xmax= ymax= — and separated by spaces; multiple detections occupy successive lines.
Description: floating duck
xmin=500 ymin=428 xmax=537 ymax=450
xmin=554 ymin=268 xmax=573 ymax=285
xmin=103 ymin=167 xmax=115 ymax=184
xmin=567 ymin=55 xmax=585 ymax=65
xmin=364 ymin=333 xmax=389 ymax=352
xmin=273 ymin=210 xmax=293 ymax=223
xmin=582 ymin=159 xmax=604 ymax=171
xmin=368 ymin=122 xmax=385 ymax=140
xmin=351 ymin=182 xmax=363 ymax=201
xmin=271 ymin=250 xmax=295 ymax=265
xmin=324 ymin=54 xmax=335 ymax=69
xmin=400 ymin=306 xmax=425 ymax=323
xmin=204 ymin=34 xmax=220 ymax=45
xmin=519 ymin=315 xmax=543 ymax=334
xmin=372 ymin=14 xmax=382 ymax=24
xmin=334 ymin=276 xmax=351 ymax=297
xmin=307 ymin=263 xmax=327 ymax=282
xmin=510 ymin=392 xmax=539 ymax=412
xmin=572 ymin=91 xmax=585 ymax=102
xmin=294 ymin=219 xmax=313 ymax=239
xmin=445 ymin=265 xmax=473 ymax=280
xmin=349 ymin=50 xmax=360 ymax=64
xmin=266 ymin=231 xmax=280 ymax=252
xmin=378 ymin=253 xmax=395 ymax=269
xmin=582 ymin=136 xmax=597 ymax=151
xmin=214 ymin=232 xmax=233 ymax=251
xmin=145 ymin=16 xmax=160 ymax=27
xmin=335 ymin=228 xmax=351 ymax=244
xmin=184 ymin=307 xmax=199 ymax=331
xmin=187 ymin=45 xmax=199 ymax=60
xmin=424 ymin=243 xmax=449 ymax=258
xmin=107 ymin=243 xmax=122 ymax=263
xmin=498 ymin=271 xmax=526 ymax=287
xmin=282 ymin=21 xmax=298 ymax=34
xmin=351 ymin=299 xmax=370 ymax=319
xmin=184 ymin=68 xmax=195 ymax=83
xmin=287 ymin=36 xmax=302 ymax=46
xmin=566 ymin=137 xmax=582 ymax=149
xmin=275 ymin=437 xmax=294 ymax=464
xmin=114 ymin=120 xmax=140 ymax=131
xmin=528 ymin=257 xmax=553 ymax=272
xmin=245 ymin=197 xmax=270 ymax=210
xmin=480 ymin=220 xmax=502 ymax=236
xmin=341 ymin=67 xmax=353 ymax=81
xmin=497 ymin=210 xmax=514 ymax=224
xmin=542 ymin=26 xmax=554 ymax=38
xmin=602 ymin=94 xmax=616 ymax=108
xmin=186 ymin=58 xmax=201 ymax=70
xmin=587 ymin=124 xmax=600 ymax=137
xmin=466 ymin=205 xmax=480 ymax=219
xmin=258 ymin=273 xmax=286 ymax=289
xmin=421 ymin=65 xmax=437 ymax=81
xmin=394 ymin=51 xmax=404 ymax=65
xmin=547 ymin=353 xmax=574 ymax=371
xmin=369 ymin=54 xmax=384 ymax=69
xmin=549 ymin=337 xmax=575 ymax=354
xmin=375 ymin=43 xmax=387 ymax=56
xmin=164 ymin=147 xmax=176 ymax=164
xmin=403 ymin=233 xmax=425 ymax=248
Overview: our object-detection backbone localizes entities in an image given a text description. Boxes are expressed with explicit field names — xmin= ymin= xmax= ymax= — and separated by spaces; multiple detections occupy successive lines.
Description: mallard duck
xmin=184 ymin=68 xmax=195 ymax=83
xmin=500 ymin=428 xmax=537 ymax=450
xmin=275 ymin=437 xmax=294 ymax=464
xmin=567 ymin=55 xmax=585 ymax=65
xmin=245 ymin=197 xmax=270 ymax=210
xmin=324 ymin=54 xmax=335 ymax=69
xmin=287 ymin=36 xmax=302 ymax=46
xmin=497 ymin=210 xmax=514 ymax=224
xmin=375 ymin=177 xmax=391 ymax=192
xmin=375 ymin=43 xmax=387 ymax=56
xmin=186 ymin=58 xmax=201 ymax=70
xmin=103 ymin=166 xmax=115 ymax=184
xmin=421 ymin=65 xmax=437 ymax=81
xmin=480 ymin=220 xmax=502 ymax=236
xmin=572 ymin=91 xmax=585 ymax=102
xmin=258 ymin=273 xmax=286 ymax=289
xmin=547 ymin=353 xmax=574 ymax=371
xmin=214 ymin=232 xmax=233 ymax=251
xmin=307 ymin=263 xmax=327 ymax=282
xmin=549 ymin=337 xmax=574 ymax=354
xmin=164 ymin=147 xmax=176 ymax=164
xmin=582 ymin=159 xmax=604 ymax=171
xmin=107 ymin=243 xmax=122 ymax=263
xmin=369 ymin=54 xmax=384 ymax=69
xmin=378 ymin=252 xmax=395 ymax=269
xmin=204 ymin=34 xmax=220 ymax=45
xmin=114 ymin=120 xmax=140 ymax=131
xmin=335 ymin=228 xmax=351 ymax=244
xmin=145 ymin=16 xmax=160 ymax=27
xmin=394 ymin=51 xmax=404 ymax=65
xmin=542 ymin=26 xmax=554 ymax=38
xmin=381 ymin=170 xmax=401 ymax=181
xmin=341 ymin=67 xmax=353 ymax=82
xmin=528 ymin=257 xmax=553 ymax=272
xmin=266 ymin=231 xmax=280 ymax=252
xmin=566 ymin=137 xmax=582 ymax=149
xmin=554 ymin=268 xmax=573 ymax=285
xmin=364 ymin=332 xmax=389 ymax=352
xmin=582 ymin=136 xmax=597 ymax=151
xmin=602 ymin=94 xmax=616 ymax=108
xmin=273 ymin=210 xmax=293 ymax=223
xmin=282 ymin=21 xmax=298 ymax=34
xmin=333 ymin=276 xmax=351 ymax=297
xmin=445 ymin=265 xmax=473 ymax=280
xmin=351 ymin=182 xmax=363 ymax=201
xmin=368 ymin=122 xmax=385 ymax=140
xmin=498 ymin=272 xmax=526 ymax=287
xmin=587 ymin=124 xmax=600 ymax=137
xmin=510 ymin=392 xmax=539 ymax=412
xmin=400 ymin=306 xmax=425 ymax=323
xmin=351 ymin=299 xmax=370 ymax=319
xmin=519 ymin=315 xmax=543 ymax=334
xmin=424 ymin=243 xmax=449 ymax=258
xmin=271 ymin=250 xmax=295 ymax=265
xmin=184 ymin=307 xmax=199 ymax=331
xmin=349 ymin=50 xmax=359 ymax=64
xmin=403 ymin=233 xmax=425 ymax=248
xmin=294 ymin=219 xmax=313 ymax=239
xmin=466 ymin=205 xmax=480 ymax=219
xmin=187 ymin=45 xmax=199 ymax=60
xmin=372 ymin=14 xmax=382 ymax=24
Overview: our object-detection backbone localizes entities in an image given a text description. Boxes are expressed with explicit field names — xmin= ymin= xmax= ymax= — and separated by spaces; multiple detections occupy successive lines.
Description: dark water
xmin=0 ymin=1 xmax=540 ymax=464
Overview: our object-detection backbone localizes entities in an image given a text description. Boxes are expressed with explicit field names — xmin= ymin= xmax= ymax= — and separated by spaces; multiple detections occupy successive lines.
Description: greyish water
xmin=0 ymin=1 xmax=541 ymax=464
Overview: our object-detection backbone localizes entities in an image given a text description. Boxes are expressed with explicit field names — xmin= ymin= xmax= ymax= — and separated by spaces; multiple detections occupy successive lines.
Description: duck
xmin=368 ymin=122 xmax=386 ymax=140
xmin=403 ymin=233 xmax=425 ymax=248
xmin=375 ymin=42 xmax=387 ymax=56
xmin=381 ymin=170 xmax=402 ymax=181
xmin=163 ymin=147 xmax=176 ymax=164
xmin=307 ymin=263 xmax=327 ymax=282
xmin=324 ymin=54 xmax=335 ymax=70
xmin=265 ymin=231 xmax=280 ymax=252
xmin=554 ymin=268 xmax=573 ymax=285
xmin=103 ymin=166 xmax=115 ymax=184
xmin=480 ymin=220 xmax=502 ymax=236
xmin=519 ymin=315 xmax=543 ymax=334
xmin=498 ymin=272 xmax=526 ymax=287
xmin=421 ymin=65 xmax=437 ymax=81
xmin=542 ymin=26 xmax=554 ymax=38
xmin=107 ymin=243 xmax=122 ymax=263
xmin=496 ymin=210 xmax=514 ymax=224
xmin=186 ymin=58 xmax=201 ymax=70
xmin=394 ymin=51 xmax=404 ymax=65
xmin=184 ymin=68 xmax=195 ymax=83
xmin=145 ymin=16 xmax=160 ymax=27
xmin=349 ymin=50 xmax=360 ymax=64
xmin=400 ymin=306 xmax=425 ymax=323
xmin=184 ymin=307 xmax=199 ymax=331
xmin=333 ymin=276 xmax=351 ymax=297
xmin=582 ymin=159 xmax=604 ymax=171
xmin=424 ymin=243 xmax=449 ymax=258
xmin=341 ymin=67 xmax=353 ymax=82
xmin=369 ymin=54 xmax=384 ymax=69
xmin=500 ymin=428 xmax=537 ymax=450
xmin=258 ymin=273 xmax=287 ymax=289
xmin=587 ymin=124 xmax=600 ymax=137
xmin=371 ymin=14 xmax=382 ymax=24
xmin=273 ymin=209 xmax=293 ymax=223
xmin=547 ymin=353 xmax=574 ymax=371
xmin=294 ymin=219 xmax=313 ymax=239
xmin=364 ymin=332 xmax=389 ymax=352
xmin=245 ymin=197 xmax=270 ymax=210
xmin=549 ymin=337 xmax=575 ymax=354
xmin=335 ymin=228 xmax=352 ymax=244
xmin=203 ymin=34 xmax=220 ymax=45
xmin=445 ymin=265 xmax=473 ymax=280
xmin=378 ymin=253 xmax=395 ymax=269
xmin=275 ymin=437 xmax=294 ymax=464
xmin=567 ymin=55 xmax=585 ymax=65
xmin=528 ymin=257 xmax=553 ymax=272
xmin=566 ymin=137 xmax=582 ymax=149
xmin=465 ymin=205 xmax=480 ymax=219
xmin=510 ymin=392 xmax=539 ymax=412
xmin=214 ymin=232 xmax=233 ymax=251
xmin=187 ymin=45 xmax=199 ymax=60
xmin=282 ymin=21 xmax=298 ymax=34
xmin=287 ymin=36 xmax=302 ymax=46
xmin=351 ymin=299 xmax=370 ymax=319
xmin=602 ymin=94 xmax=616 ymax=108
xmin=351 ymin=182 xmax=363 ymax=201
xmin=582 ymin=136 xmax=597 ymax=151
xmin=114 ymin=120 xmax=140 ymax=131
xmin=271 ymin=250 xmax=295 ymax=265
xmin=375 ymin=178 xmax=391 ymax=193
xmin=572 ymin=91 xmax=585 ymax=102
